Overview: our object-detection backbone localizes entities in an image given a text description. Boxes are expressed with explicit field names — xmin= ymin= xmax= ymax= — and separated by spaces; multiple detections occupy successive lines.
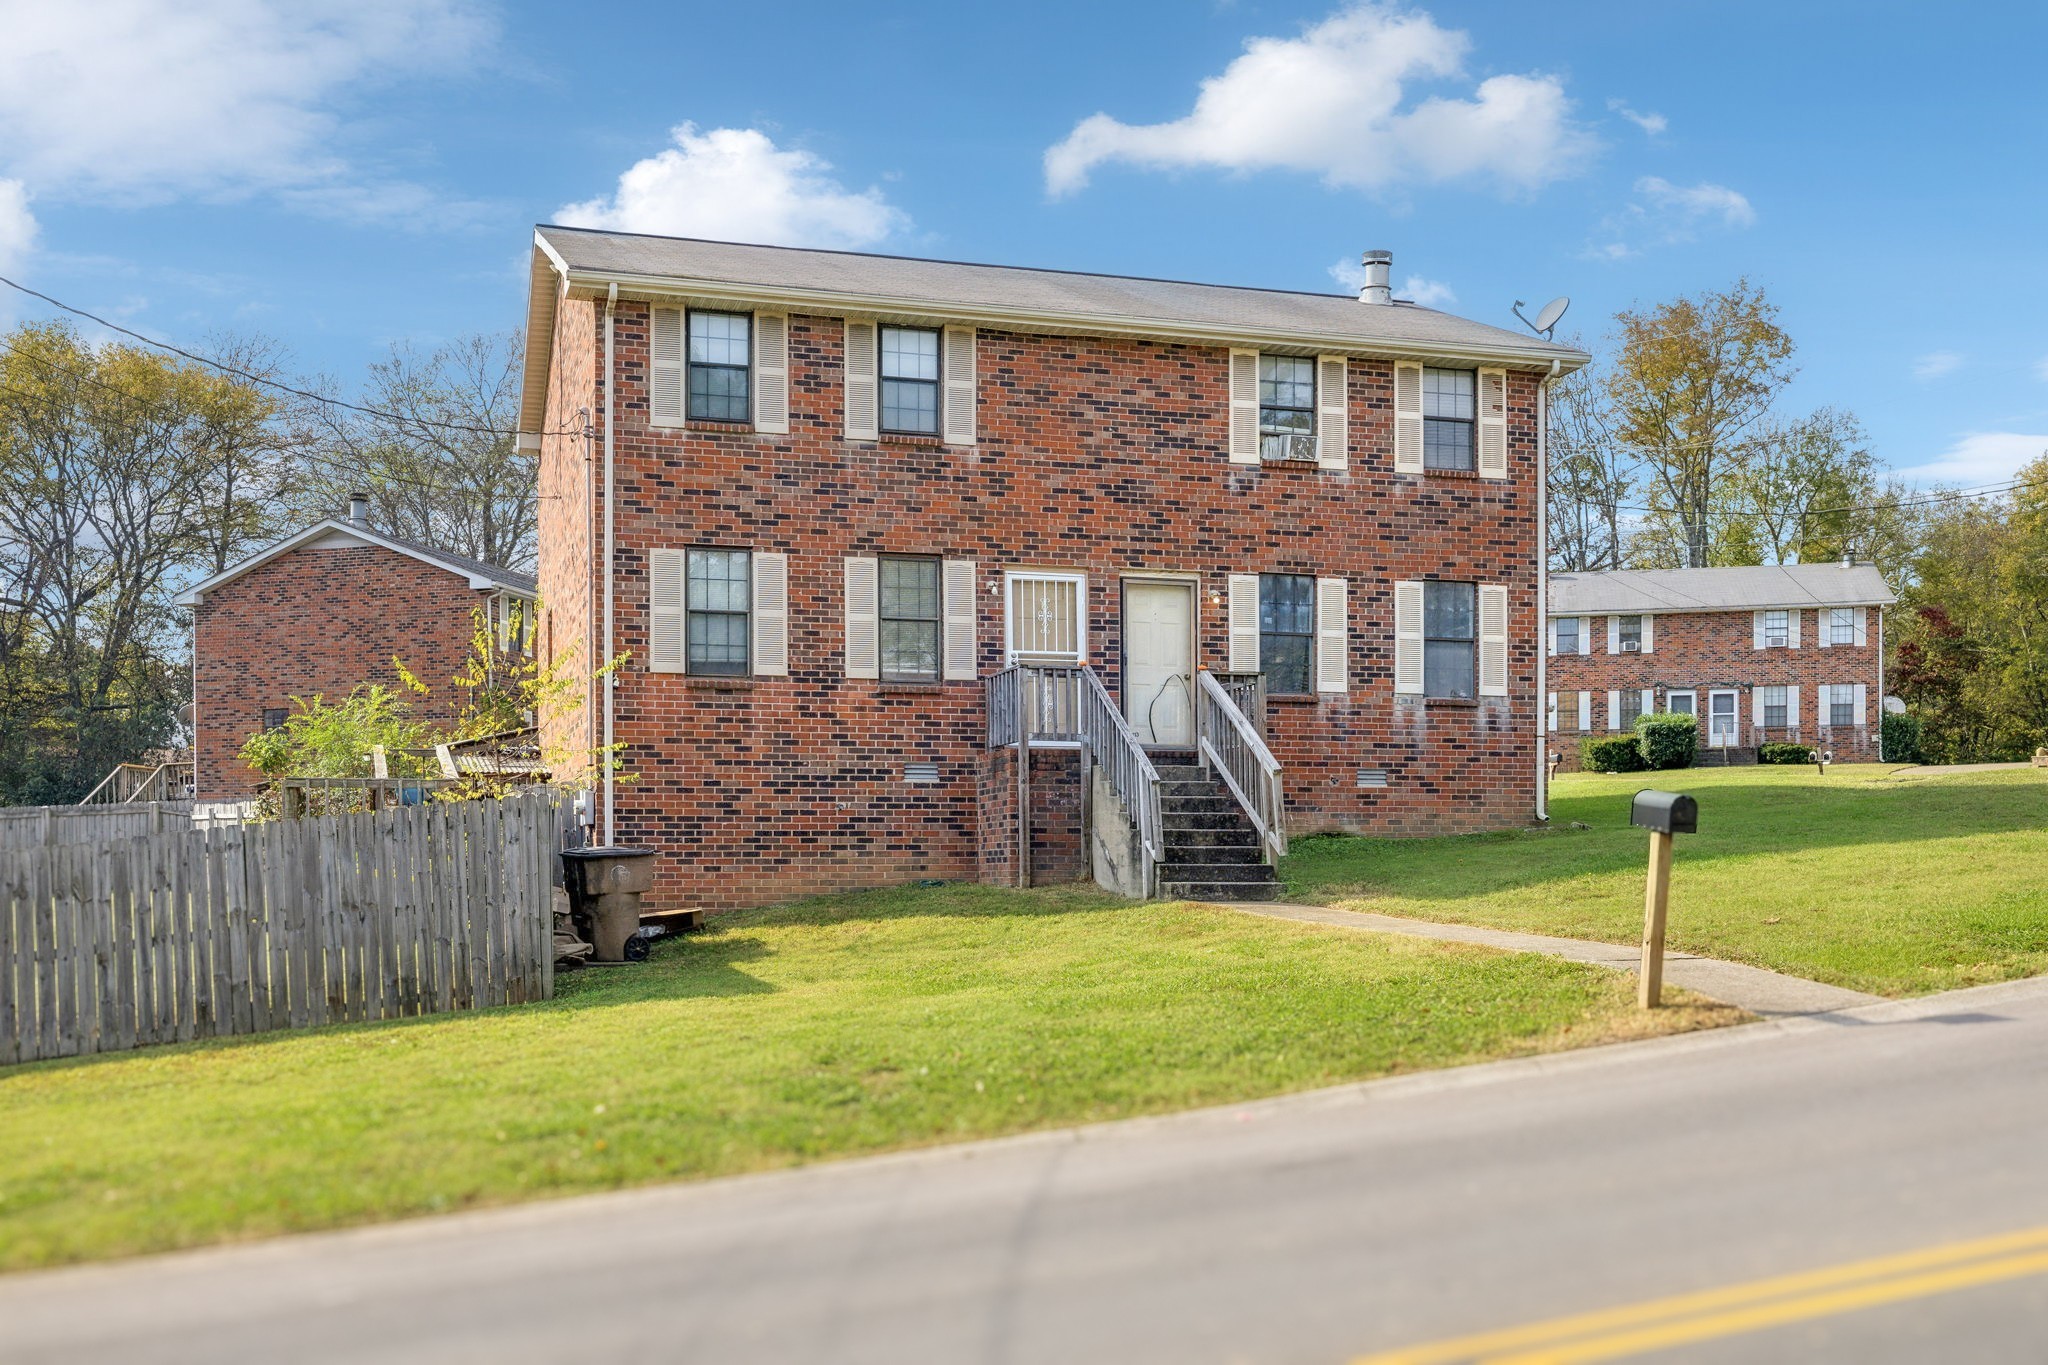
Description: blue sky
xmin=3 ymin=0 xmax=2045 ymax=487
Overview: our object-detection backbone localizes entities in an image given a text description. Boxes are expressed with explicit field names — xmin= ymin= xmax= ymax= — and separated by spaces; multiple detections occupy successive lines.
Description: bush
xmin=1758 ymin=741 xmax=1815 ymax=765
xmin=1880 ymin=711 xmax=1923 ymax=764
xmin=1579 ymin=734 xmax=1646 ymax=773
xmin=1634 ymin=713 xmax=1699 ymax=770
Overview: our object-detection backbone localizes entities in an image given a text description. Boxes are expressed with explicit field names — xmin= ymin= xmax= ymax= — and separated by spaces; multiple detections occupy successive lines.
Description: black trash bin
xmin=560 ymin=846 xmax=659 ymax=963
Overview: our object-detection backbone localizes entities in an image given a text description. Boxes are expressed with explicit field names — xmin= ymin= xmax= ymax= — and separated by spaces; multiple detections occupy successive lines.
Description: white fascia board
xmin=179 ymin=519 xmax=529 ymax=605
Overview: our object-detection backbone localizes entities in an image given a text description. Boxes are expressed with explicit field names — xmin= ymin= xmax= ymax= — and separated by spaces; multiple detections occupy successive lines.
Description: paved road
xmin=5 ymin=978 xmax=2048 ymax=1364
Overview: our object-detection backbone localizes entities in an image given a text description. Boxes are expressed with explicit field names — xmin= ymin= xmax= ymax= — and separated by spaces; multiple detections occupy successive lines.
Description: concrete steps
xmin=1152 ymin=760 xmax=1281 ymax=902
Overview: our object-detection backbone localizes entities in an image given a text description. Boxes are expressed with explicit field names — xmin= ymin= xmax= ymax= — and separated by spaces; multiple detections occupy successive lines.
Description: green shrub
xmin=1880 ymin=711 xmax=1923 ymax=764
xmin=1634 ymin=713 xmax=1699 ymax=770
xmin=1758 ymin=741 xmax=1815 ymax=765
xmin=1579 ymin=734 xmax=1646 ymax=773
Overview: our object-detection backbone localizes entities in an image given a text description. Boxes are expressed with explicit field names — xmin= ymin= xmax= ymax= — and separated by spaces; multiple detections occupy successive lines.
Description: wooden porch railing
xmin=78 ymin=760 xmax=194 ymax=807
xmin=1195 ymin=669 xmax=1286 ymax=864
xmin=1214 ymin=672 xmax=1268 ymax=738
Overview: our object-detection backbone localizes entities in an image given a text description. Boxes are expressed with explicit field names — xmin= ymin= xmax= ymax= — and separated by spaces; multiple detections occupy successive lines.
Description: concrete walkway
xmin=1223 ymin=901 xmax=1881 ymax=1016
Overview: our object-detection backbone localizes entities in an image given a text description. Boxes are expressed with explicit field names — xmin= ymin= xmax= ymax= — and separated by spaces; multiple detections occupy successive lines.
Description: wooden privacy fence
xmin=0 ymin=788 xmax=571 ymax=1066
xmin=0 ymin=802 xmax=192 ymax=852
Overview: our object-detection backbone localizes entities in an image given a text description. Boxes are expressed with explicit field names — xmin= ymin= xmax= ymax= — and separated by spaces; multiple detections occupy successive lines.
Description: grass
xmin=1283 ymin=763 xmax=2048 ymax=997
xmin=0 ymin=884 xmax=1737 ymax=1272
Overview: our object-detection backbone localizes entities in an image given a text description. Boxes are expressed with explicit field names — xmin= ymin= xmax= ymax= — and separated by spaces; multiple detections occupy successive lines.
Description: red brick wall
xmin=1546 ymin=607 xmax=1885 ymax=763
xmin=536 ymin=291 xmax=598 ymax=790
xmin=540 ymin=303 xmax=1546 ymax=913
xmin=192 ymin=543 xmax=494 ymax=799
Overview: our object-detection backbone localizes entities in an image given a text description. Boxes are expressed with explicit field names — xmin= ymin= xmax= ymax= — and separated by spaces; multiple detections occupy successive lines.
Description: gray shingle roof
xmin=532 ymin=226 xmax=1588 ymax=366
xmin=375 ymin=529 xmax=536 ymax=594
xmin=1549 ymin=564 xmax=1897 ymax=615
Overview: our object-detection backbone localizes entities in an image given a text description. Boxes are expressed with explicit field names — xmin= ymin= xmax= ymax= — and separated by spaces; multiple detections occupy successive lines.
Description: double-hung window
xmin=879 ymin=556 xmax=941 ymax=681
xmin=1424 ymin=581 xmax=1477 ymax=699
xmin=262 ymin=707 xmax=289 ymax=732
xmin=687 ymin=312 xmax=752 ymax=422
xmin=1618 ymin=615 xmax=1643 ymax=650
xmin=1619 ymin=689 xmax=1644 ymax=728
xmin=1830 ymin=608 xmax=1856 ymax=645
xmin=1259 ymin=574 xmax=1315 ymax=694
xmin=1422 ymin=367 xmax=1476 ymax=472
xmin=880 ymin=326 xmax=941 ymax=436
xmin=1258 ymin=355 xmax=1316 ymax=461
xmin=1764 ymin=609 xmax=1790 ymax=648
xmin=1554 ymin=616 xmax=1580 ymax=655
xmin=1830 ymin=691 xmax=1856 ymax=728
xmin=1762 ymin=685 xmax=1788 ymax=729
xmin=685 ymin=548 xmax=751 ymax=676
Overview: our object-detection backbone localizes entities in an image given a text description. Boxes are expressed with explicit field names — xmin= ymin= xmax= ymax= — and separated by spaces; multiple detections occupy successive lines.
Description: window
xmin=1618 ymin=615 xmax=1643 ymax=650
xmin=1831 ymin=608 xmax=1856 ymax=645
xmin=1555 ymin=616 xmax=1580 ymax=655
xmin=1619 ymin=690 xmax=1645 ymax=729
xmin=687 ymin=311 xmax=751 ymax=422
xmin=1764 ymin=610 xmax=1789 ymax=648
xmin=685 ymin=548 xmax=750 ymax=675
xmin=1762 ymin=685 xmax=1788 ymax=729
xmin=1422 ymin=367 xmax=1475 ymax=472
xmin=879 ymin=556 xmax=941 ymax=681
xmin=1258 ymin=355 xmax=1316 ymax=461
xmin=1831 ymin=692 xmax=1856 ymax=728
xmin=1424 ymin=580 xmax=1477 ymax=699
xmin=1259 ymin=574 xmax=1315 ymax=694
xmin=262 ymin=707 xmax=289 ymax=731
xmin=880 ymin=326 xmax=940 ymax=435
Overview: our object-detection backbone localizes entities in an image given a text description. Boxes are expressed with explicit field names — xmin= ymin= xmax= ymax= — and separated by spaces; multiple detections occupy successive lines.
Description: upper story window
xmin=880 ymin=326 xmax=941 ymax=436
xmin=688 ymin=311 xmax=752 ymax=422
xmin=1618 ymin=615 xmax=1643 ymax=651
xmin=879 ymin=555 xmax=941 ymax=681
xmin=686 ymin=548 xmax=751 ymax=676
xmin=1424 ymin=580 xmax=1477 ymax=700
xmin=1762 ymin=685 xmax=1788 ymax=728
xmin=1422 ymin=367 xmax=1476 ymax=472
xmin=1764 ymin=609 xmax=1790 ymax=648
xmin=1555 ymin=616 xmax=1580 ymax=655
xmin=1259 ymin=574 xmax=1315 ymax=694
xmin=1830 ymin=607 xmax=1856 ymax=645
xmin=1258 ymin=355 xmax=1316 ymax=462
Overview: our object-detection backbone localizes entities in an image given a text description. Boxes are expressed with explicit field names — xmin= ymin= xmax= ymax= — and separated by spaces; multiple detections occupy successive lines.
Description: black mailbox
xmin=1631 ymin=789 xmax=1698 ymax=836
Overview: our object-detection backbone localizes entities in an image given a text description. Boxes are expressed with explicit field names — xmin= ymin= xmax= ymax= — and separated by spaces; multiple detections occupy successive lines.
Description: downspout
xmin=1876 ymin=603 xmax=1886 ymax=761
xmin=602 ymin=282 xmax=618 ymax=845
xmin=1535 ymin=358 xmax=1561 ymax=821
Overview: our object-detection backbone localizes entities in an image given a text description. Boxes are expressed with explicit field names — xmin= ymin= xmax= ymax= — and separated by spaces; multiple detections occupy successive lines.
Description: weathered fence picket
xmin=0 ymin=789 xmax=573 ymax=1065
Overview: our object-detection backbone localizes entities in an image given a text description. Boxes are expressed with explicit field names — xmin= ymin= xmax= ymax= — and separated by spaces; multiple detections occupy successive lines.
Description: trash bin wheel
xmin=623 ymin=935 xmax=651 ymax=963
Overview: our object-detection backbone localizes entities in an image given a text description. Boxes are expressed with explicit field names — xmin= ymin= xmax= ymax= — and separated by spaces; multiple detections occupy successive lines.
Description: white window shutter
xmin=1228 ymin=350 xmax=1260 ymax=464
xmin=1607 ymin=690 xmax=1621 ymax=730
xmin=1547 ymin=618 xmax=1558 ymax=657
xmin=1578 ymin=619 xmax=1592 ymax=656
xmin=1547 ymin=692 xmax=1558 ymax=732
xmin=648 ymin=548 xmax=685 ymax=673
xmin=751 ymin=552 xmax=789 ymax=676
xmin=844 ymin=557 xmax=879 ymax=679
xmin=1393 ymin=580 xmax=1425 ymax=694
xmin=844 ymin=321 xmax=879 ymax=441
xmin=1853 ymin=683 xmax=1867 ymax=724
xmin=1818 ymin=612 xmax=1832 ymax=649
xmin=650 ymin=308 xmax=684 ymax=428
xmin=1789 ymin=610 xmax=1802 ymax=648
xmin=1478 ymin=585 xmax=1509 ymax=697
xmin=1752 ymin=688 xmax=1766 ymax=726
xmin=943 ymin=325 xmax=976 ymax=445
xmin=1787 ymin=685 xmax=1800 ymax=733
xmin=1607 ymin=616 xmax=1621 ymax=654
xmin=1640 ymin=688 xmax=1655 ymax=718
xmin=1817 ymin=684 xmax=1832 ymax=728
xmin=1393 ymin=362 xmax=1424 ymax=473
xmin=1476 ymin=367 xmax=1509 ymax=479
xmin=1641 ymin=615 xmax=1655 ymax=654
xmin=1753 ymin=611 xmax=1767 ymax=650
xmin=753 ymin=313 xmax=789 ymax=434
xmin=1854 ymin=606 xmax=1868 ymax=646
xmin=1227 ymin=574 xmax=1261 ymax=673
xmin=942 ymin=559 xmax=978 ymax=681
xmin=1577 ymin=691 xmax=1591 ymax=731
xmin=1316 ymin=355 xmax=1348 ymax=470
xmin=1315 ymin=576 xmax=1348 ymax=693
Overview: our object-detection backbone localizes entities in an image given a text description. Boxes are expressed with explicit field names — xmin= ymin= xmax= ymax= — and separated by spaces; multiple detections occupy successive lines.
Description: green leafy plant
xmin=1880 ymin=711 xmax=1923 ymax=764
xmin=1758 ymin=741 xmax=1816 ymax=764
xmin=1579 ymin=734 xmax=1646 ymax=773
xmin=1634 ymin=713 xmax=1699 ymax=770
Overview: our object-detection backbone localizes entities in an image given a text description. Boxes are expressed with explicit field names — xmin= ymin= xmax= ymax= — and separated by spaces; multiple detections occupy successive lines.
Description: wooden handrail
xmin=1195 ymin=669 xmax=1286 ymax=864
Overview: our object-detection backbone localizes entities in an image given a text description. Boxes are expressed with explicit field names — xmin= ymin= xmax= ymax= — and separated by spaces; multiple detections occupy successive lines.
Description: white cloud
xmin=1606 ymin=99 xmax=1667 ymax=136
xmin=1327 ymin=259 xmax=1455 ymax=307
xmin=0 ymin=179 xmax=35 ymax=275
xmin=556 ymin=125 xmax=910 ymax=249
xmin=1043 ymin=3 xmax=1596 ymax=198
xmin=1588 ymin=176 xmax=1754 ymax=258
xmin=1912 ymin=351 xmax=1963 ymax=381
xmin=1892 ymin=432 xmax=2048 ymax=488
xmin=0 ymin=1 xmax=493 ymax=222
xmin=2035 ymin=355 xmax=2048 ymax=382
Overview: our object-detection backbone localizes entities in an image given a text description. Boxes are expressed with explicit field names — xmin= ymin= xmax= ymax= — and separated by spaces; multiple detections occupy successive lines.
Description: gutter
xmin=602 ymin=282 xmax=617 ymax=845
xmin=1536 ymin=358 xmax=1559 ymax=822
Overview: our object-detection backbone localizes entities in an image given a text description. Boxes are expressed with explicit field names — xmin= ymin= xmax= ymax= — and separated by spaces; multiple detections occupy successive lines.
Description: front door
xmin=1707 ymin=690 xmax=1738 ymax=748
xmin=1122 ymin=580 xmax=1195 ymax=746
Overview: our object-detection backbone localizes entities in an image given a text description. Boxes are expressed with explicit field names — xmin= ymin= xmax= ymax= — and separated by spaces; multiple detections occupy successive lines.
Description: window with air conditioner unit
xmin=1618 ymin=615 xmax=1643 ymax=652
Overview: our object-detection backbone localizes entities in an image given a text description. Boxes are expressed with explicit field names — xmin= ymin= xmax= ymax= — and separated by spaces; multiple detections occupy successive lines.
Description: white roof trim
xmin=174 ymin=519 xmax=536 ymax=606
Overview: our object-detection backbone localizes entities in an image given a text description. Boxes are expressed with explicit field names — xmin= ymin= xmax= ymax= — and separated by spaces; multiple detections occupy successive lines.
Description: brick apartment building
xmin=1545 ymin=563 xmax=1896 ymax=766
xmin=518 ymin=228 xmax=1587 ymax=913
xmin=180 ymin=502 xmax=537 ymax=801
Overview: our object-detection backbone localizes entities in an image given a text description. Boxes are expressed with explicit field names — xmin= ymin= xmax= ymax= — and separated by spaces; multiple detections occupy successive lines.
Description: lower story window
xmin=1260 ymin=574 xmax=1314 ymax=694
xmin=686 ymin=548 xmax=751 ymax=676
xmin=1619 ymin=690 xmax=1644 ymax=728
xmin=879 ymin=555 xmax=941 ymax=681
xmin=1831 ymin=694 xmax=1855 ymax=727
xmin=262 ymin=707 xmax=289 ymax=731
xmin=1424 ymin=581 xmax=1476 ymax=699
xmin=1762 ymin=685 xmax=1788 ymax=728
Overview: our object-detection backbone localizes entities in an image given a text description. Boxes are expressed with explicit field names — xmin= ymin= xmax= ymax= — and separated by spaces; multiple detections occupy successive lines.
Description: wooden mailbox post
xmin=1630 ymin=790 xmax=1698 ymax=1008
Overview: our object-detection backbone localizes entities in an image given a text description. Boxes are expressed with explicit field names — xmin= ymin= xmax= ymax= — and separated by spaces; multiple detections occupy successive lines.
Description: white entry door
xmin=1123 ymin=581 xmax=1194 ymax=746
xmin=1707 ymin=690 xmax=1739 ymax=747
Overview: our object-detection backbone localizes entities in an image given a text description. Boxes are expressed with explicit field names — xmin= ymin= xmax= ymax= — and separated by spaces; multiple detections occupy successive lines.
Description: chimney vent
xmin=1358 ymin=250 xmax=1393 ymax=306
xmin=348 ymin=492 xmax=370 ymax=528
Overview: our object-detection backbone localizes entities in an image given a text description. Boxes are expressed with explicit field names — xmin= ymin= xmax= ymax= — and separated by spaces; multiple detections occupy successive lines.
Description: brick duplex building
xmin=1545 ymin=563 xmax=1896 ymax=765
xmin=179 ymin=503 xmax=537 ymax=801
xmin=518 ymin=228 xmax=1587 ymax=913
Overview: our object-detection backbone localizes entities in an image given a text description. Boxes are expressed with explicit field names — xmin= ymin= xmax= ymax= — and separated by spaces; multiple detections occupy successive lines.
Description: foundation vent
xmin=1356 ymin=768 xmax=1389 ymax=789
xmin=904 ymin=762 xmax=941 ymax=785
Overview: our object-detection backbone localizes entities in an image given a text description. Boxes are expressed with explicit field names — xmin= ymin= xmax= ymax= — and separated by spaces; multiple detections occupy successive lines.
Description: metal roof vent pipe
xmin=1357 ymin=250 xmax=1393 ymax=305
xmin=348 ymin=492 xmax=371 ymax=528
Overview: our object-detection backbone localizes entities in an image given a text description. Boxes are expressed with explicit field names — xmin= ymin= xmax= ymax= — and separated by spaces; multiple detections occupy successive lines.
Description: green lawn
xmin=1283 ymin=764 xmax=2048 ymax=997
xmin=0 ymin=885 xmax=1735 ymax=1272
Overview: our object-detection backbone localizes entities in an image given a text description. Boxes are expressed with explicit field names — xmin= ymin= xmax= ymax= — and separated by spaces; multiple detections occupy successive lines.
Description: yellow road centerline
xmin=1351 ymin=1223 xmax=2048 ymax=1365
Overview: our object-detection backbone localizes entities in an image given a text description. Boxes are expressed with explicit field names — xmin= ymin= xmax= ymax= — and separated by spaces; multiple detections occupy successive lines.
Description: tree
xmin=1545 ymin=344 xmax=1636 ymax=572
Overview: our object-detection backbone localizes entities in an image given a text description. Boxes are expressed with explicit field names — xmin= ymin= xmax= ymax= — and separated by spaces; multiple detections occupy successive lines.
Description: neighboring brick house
xmin=1545 ymin=563 xmax=1897 ymax=766
xmin=179 ymin=502 xmax=537 ymax=802
xmin=518 ymin=228 xmax=1586 ymax=913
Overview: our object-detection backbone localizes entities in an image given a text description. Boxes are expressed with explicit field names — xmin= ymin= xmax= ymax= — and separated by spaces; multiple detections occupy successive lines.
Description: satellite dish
xmin=1512 ymin=296 xmax=1571 ymax=339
